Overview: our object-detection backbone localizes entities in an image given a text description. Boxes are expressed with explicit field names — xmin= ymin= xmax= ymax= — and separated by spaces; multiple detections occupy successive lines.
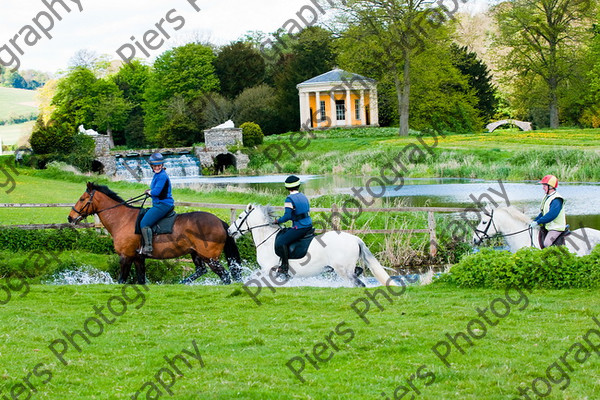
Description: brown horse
xmin=67 ymin=182 xmax=241 ymax=284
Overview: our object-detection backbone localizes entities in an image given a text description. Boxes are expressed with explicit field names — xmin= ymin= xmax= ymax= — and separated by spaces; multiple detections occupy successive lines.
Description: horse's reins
xmin=231 ymin=208 xmax=281 ymax=248
xmin=71 ymin=190 xmax=149 ymax=220
xmin=475 ymin=209 xmax=534 ymax=246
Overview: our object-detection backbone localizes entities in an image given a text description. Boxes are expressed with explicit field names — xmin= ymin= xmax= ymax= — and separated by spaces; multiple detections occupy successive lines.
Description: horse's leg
xmin=332 ymin=263 xmax=366 ymax=288
xmin=207 ymin=258 xmax=231 ymax=285
xmin=118 ymin=255 xmax=134 ymax=284
xmin=181 ymin=253 xmax=209 ymax=284
xmin=133 ymin=257 xmax=146 ymax=285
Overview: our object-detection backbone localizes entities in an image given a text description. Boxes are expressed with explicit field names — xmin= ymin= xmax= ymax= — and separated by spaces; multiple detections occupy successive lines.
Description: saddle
xmin=135 ymin=208 xmax=177 ymax=235
xmin=275 ymin=228 xmax=316 ymax=259
xmin=538 ymin=225 xmax=571 ymax=249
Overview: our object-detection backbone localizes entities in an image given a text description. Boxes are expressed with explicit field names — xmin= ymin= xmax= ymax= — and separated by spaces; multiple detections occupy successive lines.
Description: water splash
xmin=44 ymin=265 xmax=115 ymax=285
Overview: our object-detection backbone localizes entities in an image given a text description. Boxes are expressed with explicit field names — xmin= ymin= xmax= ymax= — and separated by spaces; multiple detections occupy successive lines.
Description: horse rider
xmin=273 ymin=175 xmax=313 ymax=277
xmin=529 ymin=174 xmax=566 ymax=248
xmin=140 ymin=153 xmax=174 ymax=255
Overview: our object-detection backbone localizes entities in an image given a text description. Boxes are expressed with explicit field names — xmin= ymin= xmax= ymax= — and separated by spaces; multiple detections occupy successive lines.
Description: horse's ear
xmin=246 ymin=204 xmax=253 ymax=211
xmin=86 ymin=182 xmax=93 ymax=191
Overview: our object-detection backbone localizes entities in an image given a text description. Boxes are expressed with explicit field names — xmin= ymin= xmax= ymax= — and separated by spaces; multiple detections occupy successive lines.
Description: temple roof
xmin=297 ymin=68 xmax=376 ymax=87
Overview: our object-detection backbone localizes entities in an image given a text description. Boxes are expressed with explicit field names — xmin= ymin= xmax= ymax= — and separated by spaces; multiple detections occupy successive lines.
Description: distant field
xmin=0 ymin=120 xmax=35 ymax=146
xmin=0 ymin=87 xmax=37 ymax=120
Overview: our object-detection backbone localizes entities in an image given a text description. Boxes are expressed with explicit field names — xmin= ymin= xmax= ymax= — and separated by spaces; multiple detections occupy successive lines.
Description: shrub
xmin=240 ymin=122 xmax=264 ymax=147
xmin=449 ymin=246 xmax=598 ymax=289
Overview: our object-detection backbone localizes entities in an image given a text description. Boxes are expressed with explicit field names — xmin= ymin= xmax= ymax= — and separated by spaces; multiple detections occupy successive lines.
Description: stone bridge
xmin=486 ymin=119 xmax=533 ymax=133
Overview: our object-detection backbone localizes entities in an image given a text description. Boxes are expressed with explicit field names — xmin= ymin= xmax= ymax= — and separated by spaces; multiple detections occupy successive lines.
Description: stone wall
xmin=204 ymin=128 xmax=242 ymax=148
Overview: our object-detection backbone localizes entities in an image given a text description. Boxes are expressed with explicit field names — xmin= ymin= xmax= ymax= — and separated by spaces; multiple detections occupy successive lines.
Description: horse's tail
xmin=358 ymin=238 xmax=397 ymax=286
xmin=222 ymin=220 xmax=242 ymax=281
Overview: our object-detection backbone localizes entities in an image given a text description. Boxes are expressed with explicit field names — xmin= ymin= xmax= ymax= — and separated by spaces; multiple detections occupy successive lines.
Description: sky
xmin=0 ymin=0 xmax=490 ymax=75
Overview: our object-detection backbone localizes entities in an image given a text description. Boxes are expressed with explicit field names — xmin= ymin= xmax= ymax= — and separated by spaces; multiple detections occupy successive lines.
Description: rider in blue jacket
xmin=273 ymin=175 xmax=313 ymax=277
xmin=140 ymin=153 xmax=174 ymax=255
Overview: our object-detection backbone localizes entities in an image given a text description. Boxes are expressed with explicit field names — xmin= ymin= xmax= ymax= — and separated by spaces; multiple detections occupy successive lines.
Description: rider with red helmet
xmin=530 ymin=175 xmax=566 ymax=248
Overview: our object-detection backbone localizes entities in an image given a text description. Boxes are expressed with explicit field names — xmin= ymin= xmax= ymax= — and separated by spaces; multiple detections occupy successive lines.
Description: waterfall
xmin=114 ymin=154 xmax=202 ymax=182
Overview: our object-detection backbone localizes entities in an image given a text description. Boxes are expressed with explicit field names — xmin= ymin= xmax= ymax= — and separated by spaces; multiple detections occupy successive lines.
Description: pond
xmin=170 ymin=174 xmax=600 ymax=230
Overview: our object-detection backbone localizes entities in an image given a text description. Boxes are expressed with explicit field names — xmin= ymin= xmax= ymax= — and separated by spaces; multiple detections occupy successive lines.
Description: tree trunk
xmin=393 ymin=51 xmax=410 ymax=136
xmin=548 ymin=73 xmax=559 ymax=128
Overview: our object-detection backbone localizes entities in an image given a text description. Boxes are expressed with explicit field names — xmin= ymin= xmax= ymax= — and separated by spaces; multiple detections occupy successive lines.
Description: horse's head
xmin=68 ymin=182 xmax=99 ymax=224
xmin=472 ymin=210 xmax=499 ymax=245
xmin=228 ymin=204 xmax=275 ymax=239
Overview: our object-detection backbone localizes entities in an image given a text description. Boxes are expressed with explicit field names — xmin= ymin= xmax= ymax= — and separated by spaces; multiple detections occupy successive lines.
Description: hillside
xmin=0 ymin=86 xmax=38 ymax=119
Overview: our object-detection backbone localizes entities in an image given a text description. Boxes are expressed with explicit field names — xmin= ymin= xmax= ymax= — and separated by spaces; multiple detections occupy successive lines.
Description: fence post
xmin=230 ymin=208 xmax=237 ymax=225
xmin=428 ymin=211 xmax=437 ymax=258
xmin=331 ymin=203 xmax=340 ymax=231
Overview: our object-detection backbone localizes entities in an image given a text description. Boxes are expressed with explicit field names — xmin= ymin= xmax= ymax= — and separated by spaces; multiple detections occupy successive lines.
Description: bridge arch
xmin=486 ymin=119 xmax=533 ymax=133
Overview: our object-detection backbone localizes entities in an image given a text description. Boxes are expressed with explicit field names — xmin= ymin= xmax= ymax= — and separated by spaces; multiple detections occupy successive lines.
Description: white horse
xmin=227 ymin=204 xmax=397 ymax=286
xmin=472 ymin=206 xmax=600 ymax=256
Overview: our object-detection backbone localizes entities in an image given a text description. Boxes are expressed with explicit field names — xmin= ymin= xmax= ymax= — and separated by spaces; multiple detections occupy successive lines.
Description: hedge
xmin=446 ymin=246 xmax=600 ymax=289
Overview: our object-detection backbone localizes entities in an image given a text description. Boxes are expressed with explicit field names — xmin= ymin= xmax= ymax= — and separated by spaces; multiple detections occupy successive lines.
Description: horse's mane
xmin=256 ymin=205 xmax=278 ymax=223
xmin=88 ymin=183 xmax=139 ymax=209
xmin=498 ymin=206 xmax=531 ymax=224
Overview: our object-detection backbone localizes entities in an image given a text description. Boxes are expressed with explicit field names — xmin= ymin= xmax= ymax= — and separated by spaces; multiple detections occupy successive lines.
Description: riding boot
xmin=276 ymin=246 xmax=291 ymax=278
xmin=140 ymin=227 xmax=153 ymax=256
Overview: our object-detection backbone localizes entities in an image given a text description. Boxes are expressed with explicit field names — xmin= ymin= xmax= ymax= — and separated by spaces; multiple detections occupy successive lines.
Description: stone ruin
xmin=86 ymin=121 xmax=248 ymax=177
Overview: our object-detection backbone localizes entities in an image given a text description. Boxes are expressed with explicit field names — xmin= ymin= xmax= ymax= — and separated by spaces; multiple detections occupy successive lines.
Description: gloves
xmin=529 ymin=221 xmax=538 ymax=228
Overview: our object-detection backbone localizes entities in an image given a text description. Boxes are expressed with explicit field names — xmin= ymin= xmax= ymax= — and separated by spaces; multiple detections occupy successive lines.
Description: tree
xmin=272 ymin=27 xmax=337 ymax=133
xmin=450 ymin=44 xmax=498 ymax=123
xmin=493 ymin=0 xmax=595 ymax=128
xmin=112 ymin=61 xmax=151 ymax=147
xmin=214 ymin=41 xmax=266 ymax=99
xmin=143 ymin=43 xmax=220 ymax=144
xmin=234 ymin=84 xmax=281 ymax=135
xmin=338 ymin=0 xmax=449 ymax=135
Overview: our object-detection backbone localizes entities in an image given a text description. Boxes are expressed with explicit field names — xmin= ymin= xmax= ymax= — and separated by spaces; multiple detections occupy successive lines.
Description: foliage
xmin=273 ymin=27 xmax=337 ymax=133
xmin=233 ymin=84 xmax=281 ymax=135
xmin=143 ymin=43 xmax=220 ymax=144
xmin=201 ymin=92 xmax=235 ymax=128
xmin=240 ymin=122 xmax=264 ymax=147
xmin=493 ymin=0 xmax=595 ymax=128
xmin=449 ymin=246 xmax=599 ymax=289
xmin=111 ymin=60 xmax=151 ymax=147
xmin=0 ymin=228 xmax=113 ymax=256
xmin=450 ymin=44 xmax=498 ymax=123
xmin=29 ymin=117 xmax=95 ymax=171
xmin=156 ymin=116 xmax=198 ymax=147
xmin=214 ymin=41 xmax=266 ymax=99
xmin=0 ymin=68 xmax=49 ymax=90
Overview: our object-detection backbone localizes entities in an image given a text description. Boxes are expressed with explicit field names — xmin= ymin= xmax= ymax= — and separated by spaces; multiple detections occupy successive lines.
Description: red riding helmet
xmin=539 ymin=175 xmax=558 ymax=188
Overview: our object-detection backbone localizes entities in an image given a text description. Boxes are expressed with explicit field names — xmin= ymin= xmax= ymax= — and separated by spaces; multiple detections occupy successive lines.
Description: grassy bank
xmin=244 ymin=127 xmax=600 ymax=181
xmin=0 ymin=284 xmax=598 ymax=399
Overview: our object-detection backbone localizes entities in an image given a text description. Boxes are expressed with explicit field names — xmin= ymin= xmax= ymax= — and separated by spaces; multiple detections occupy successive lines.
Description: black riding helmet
xmin=284 ymin=175 xmax=301 ymax=189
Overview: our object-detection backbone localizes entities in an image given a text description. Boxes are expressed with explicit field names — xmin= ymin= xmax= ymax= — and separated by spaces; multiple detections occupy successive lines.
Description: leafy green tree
xmin=450 ymin=44 xmax=498 ymax=123
xmin=143 ymin=43 xmax=220 ymax=144
xmin=338 ymin=0 xmax=449 ymax=135
xmin=273 ymin=27 xmax=337 ymax=133
xmin=51 ymin=67 xmax=99 ymax=126
xmin=493 ymin=0 xmax=595 ymax=128
xmin=234 ymin=84 xmax=281 ymax=135
xmin=112 ymin=61 xmax=151 ymax=147
xmin=214 ymin=41 xmax=265 ymax=99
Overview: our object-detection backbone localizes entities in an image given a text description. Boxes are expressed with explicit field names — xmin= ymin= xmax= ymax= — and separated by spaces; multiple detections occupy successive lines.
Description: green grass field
xmin=0 ymin=121 xmax=35 ymax=146
xmin=0 ymin=284 xmax=598 ymax=399
xmin=0 ymin=87 xmax=37 ymax=120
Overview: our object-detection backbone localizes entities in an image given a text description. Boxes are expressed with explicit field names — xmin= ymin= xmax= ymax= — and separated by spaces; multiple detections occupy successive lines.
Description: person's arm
xmin=536 ymin=198 xmax=563 ymax=225
xmin=275 ymin=198 xmax=294 ymax=224
xmin=533 ymin=212 xmax=543 ymax=222
xmin=150 ymin=173 xmax=168 ymax=197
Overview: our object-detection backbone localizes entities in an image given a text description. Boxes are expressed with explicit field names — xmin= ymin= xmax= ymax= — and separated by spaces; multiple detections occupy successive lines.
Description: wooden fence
xmin=0 ymin=202 xmax=467 ymax=257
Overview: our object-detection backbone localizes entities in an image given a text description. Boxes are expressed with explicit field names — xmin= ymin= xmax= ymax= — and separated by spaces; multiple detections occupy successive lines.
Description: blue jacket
xmin=534 ymin=198 xmax=563 ymax=225
xmin=277 ymin=192 xmax=312 ymax=228
xmin=150 ymin=169 xmax=174 ymax=207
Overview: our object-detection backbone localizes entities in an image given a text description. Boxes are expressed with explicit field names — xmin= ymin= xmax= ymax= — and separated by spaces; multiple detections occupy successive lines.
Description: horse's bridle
xmin=71 ymin=190 xmax=97 ymax=222
xmin=230 ymin=208 xmax=280 ymax=248
xmin=474 ymin=210 xmax=498 ymax=242
xmin=71 ymin=190 xmax=147 ymax=223
xmin=474 ymin=209 xmax=533 ymax=245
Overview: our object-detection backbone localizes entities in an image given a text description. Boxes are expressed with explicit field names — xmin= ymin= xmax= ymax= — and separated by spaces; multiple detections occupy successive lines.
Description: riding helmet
xmin=284 ymin=175 xmax=301 ymax=189
xmin=539 ymin=174 xmax=558 ymax=188
xmin=149 ymin=152 xmax=165 ymax=165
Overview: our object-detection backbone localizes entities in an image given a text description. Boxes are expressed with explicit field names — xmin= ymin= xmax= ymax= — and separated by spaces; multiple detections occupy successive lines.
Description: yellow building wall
xmin=306 ymin=91 xmax=372 ymax=128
